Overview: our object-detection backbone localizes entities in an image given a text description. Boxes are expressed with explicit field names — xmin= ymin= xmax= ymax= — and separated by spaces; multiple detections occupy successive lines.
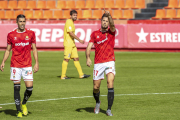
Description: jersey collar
xmin=16 ymin=28 xmax=26 ymax=33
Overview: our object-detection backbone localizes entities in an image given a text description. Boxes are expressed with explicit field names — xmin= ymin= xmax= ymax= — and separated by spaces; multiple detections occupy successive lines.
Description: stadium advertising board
xmin=128 ymin=24 xmax=180 ymax=48
xmin=0 ymin=24 xmax=125 ymax=48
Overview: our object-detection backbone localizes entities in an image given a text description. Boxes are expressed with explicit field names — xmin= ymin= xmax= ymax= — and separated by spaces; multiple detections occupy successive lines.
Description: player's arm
xmin=1 ymin=44 xmax=11 ymax=71
xmin=86 ymin=42 xmax=94 ymax=67
xmin=68 ymin=32 xmax=84 ymax=44
xmin=32 ymin=43 xmax=39 ymax=73
xmin=104 ymin=9 xmax=115 ymax=32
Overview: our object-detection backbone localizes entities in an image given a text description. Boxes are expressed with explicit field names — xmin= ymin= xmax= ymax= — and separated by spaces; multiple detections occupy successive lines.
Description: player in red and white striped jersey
xmin=86 ymin=10 xmax=116 ymax=116
xmin=0 ymin=14 xmax=39 ymax=118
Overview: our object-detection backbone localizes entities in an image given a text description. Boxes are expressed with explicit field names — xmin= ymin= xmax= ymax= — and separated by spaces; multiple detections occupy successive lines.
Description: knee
xmin=93 ymin=85 xmax=100 ymax=91
xmin=74 ymin=58 xmax=79 ymax=61
xmin=64 ymin=59 xmax=69 ymax=62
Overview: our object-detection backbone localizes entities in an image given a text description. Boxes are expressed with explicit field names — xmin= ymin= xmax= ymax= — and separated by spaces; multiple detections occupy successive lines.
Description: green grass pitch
xmin=0 ymin=51 xmax=180 ymax=120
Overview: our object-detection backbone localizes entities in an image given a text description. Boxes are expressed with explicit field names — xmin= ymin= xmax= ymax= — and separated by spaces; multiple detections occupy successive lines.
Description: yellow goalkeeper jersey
xmin=63 ymin=19 xmax=76 ymax=47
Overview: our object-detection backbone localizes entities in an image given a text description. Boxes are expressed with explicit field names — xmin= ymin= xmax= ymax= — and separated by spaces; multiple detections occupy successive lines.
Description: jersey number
xmin=94 ymin=70 xmax=98 ymax=76
xmin=13 ymin=69 xmax=16 ymax=75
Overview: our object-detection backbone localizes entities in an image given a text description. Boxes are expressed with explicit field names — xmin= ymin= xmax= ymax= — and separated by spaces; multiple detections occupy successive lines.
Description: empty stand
xmin=78 ymin=10 xmax=92 ymax=19
xmin=17 ymin=0 xmax=27 ymax=9
xmin=163 ymin=9 xmax=176 ymax=19
xmin=83 ymin=0 xmax=95 ymax=10
xmin=164 ymin=0 xmax=178 ymax=9
xmin=175 ymin=0 xmax=180 ymax=9
xmin=93 ymin=0 xmax=105 ymax=10
xmin=31 ymin=10 xmax=43 ymax=19
xmin=0 ymin=1 xmax=8 ymax=9
xmin=112 ymin=0 xmax=124 ymax=9
xmin=41 ymin=10 xmax=53 ymax=20
xmin=133 ymin=0 xmax=145 ymax=9
xmin=76 ymin=10 xmax=83 ymax=19
xmin=122 ymin=0 xmax=135 ymax=9
xmin=0 ymin=11 xmax=5 ymax=19
xmin=65 ymin=0 xmax=76 ymax=10
xmin=7 ymin=0 xmax=17 ymax=10
xmin=26 ymin=0 xmax=36 ymax=9
xmin=121 ymin=10 xmax=133 ymax=19
xmin=105 ymin=0 xmax=115 ymax=9
xmin=46 ymin=0 xmax=56 ymax=9
xmin=173 ymin=9 xmax=180 ymax=19
xmin=51 ymin=10 xmax=63 ymax=20
xmin=91 ymin=10 xmax=102 ymax=19
xmin=56 ymin=0 xmax=66 ymax=9
xmin=3 ymin=10 xmax=15 ymax=19
xmin=14 ymin=10 xmax=24 ymax=18
xmin=76 ymin=0 xmax=85 ymax=9
xmin=35 ymin=0 xmax=47 ymax=10
xmin=113 ymin=10 xmax=123 ymax=19
xmin=152 ymin=9 xmax=166 ymax=19
xmin=25 ymin=10 xmax=33 ymax=19
xmin=63 ymin=10 xmax=70 ymax=19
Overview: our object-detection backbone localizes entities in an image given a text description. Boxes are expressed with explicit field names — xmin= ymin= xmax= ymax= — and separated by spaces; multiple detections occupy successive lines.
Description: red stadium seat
xmin=40 ymin=10 xmax=53 ymax=20
xmin=31 ymin=10 xmax=43 ymax=20
xmin=84 ymin=0 xmax=95 ymax=9
xmin=91 ymin=10 xmax=102 ymax=19
xmin=76 ymin=10 xmax=83 ymax=19
xmin=152 ymin=9 xmax=166 ymax=19
xmin=112 ymin=0 xmax=124 ymax=9
xmin=65 ymin=0 xmax=76 ymax=9
xmin=2 ymin=10 xmax=15 ymax=20
xmin=63 ymin=10 xmax=70 ymax=19
xmin=173 ymin=9 xmax=180 ymax=19
xmin=165 ymin=0 xmax=178 ymax=9
xmin=35 ymin=0 xmax=47 ymax=10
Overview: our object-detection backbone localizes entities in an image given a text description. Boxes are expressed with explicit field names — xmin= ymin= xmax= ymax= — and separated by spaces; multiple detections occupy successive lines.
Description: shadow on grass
xmin=57 ymin=76 xmax=76 ymax=79
xmin=76 ymin=107 xmax=106 ymax=114
xmin=0 ymin=109 xmax=32 ymax=117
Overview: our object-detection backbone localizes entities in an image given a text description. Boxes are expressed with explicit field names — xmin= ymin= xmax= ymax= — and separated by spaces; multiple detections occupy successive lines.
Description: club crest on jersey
xmin=14 ymin=37 xmax=17 ymax=40
xmin=97 ymin=36 xmax=99 ymax=38
xmin=25 ymin=36 xmax=30 ymax=40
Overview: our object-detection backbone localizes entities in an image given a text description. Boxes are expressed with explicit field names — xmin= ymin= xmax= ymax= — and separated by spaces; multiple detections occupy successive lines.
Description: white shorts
xmin=10 ymin=67 xmax=33 ymax=82
xmin=93 ymin=61 xmax=116 ymax=80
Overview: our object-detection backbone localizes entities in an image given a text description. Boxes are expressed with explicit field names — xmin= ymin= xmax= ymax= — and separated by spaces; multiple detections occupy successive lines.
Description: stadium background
xmin=1 ymin=0 xmax=180 ymax=120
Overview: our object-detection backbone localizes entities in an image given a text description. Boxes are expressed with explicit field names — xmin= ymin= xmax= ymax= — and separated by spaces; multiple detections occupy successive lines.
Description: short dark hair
xmin=16 ymin=14 xmax=26 ymax=22
xmin=70 ymin=10 xmax=77 ymax=16
xmin=101 ymin=13 xmax=109 ymax=20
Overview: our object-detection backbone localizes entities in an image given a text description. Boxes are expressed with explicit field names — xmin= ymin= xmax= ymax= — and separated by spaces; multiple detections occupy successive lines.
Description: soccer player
xmin=85 ymin=10 xmax=116 ymax=116
xmin=61 ymin=10 xmax=90 ymax=79
xmin=0 ymin=14 xmax=39 ymax=118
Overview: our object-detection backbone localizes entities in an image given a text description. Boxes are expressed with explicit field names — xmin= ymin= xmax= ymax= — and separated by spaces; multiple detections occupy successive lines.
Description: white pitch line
xmin=0 ymin=92 xmax=180 ymax=106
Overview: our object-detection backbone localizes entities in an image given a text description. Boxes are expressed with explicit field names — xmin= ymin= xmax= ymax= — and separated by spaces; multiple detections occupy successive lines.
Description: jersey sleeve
xmin=89 ymin=32 xmax=95 ymax=43
xmin=66 ymin=20 xmax=73 ymax=32
xmin=31 ymin=32 xmax=36 ymax=44
xmin=109 ymin=28 xmax=116 ymax=36
xmin=7 ymin=33 xmax=12 ymax=45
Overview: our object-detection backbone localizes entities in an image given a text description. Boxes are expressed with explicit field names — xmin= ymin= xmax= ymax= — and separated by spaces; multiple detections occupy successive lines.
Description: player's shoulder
xmin=7 ymin=28 xmax=17 ymax=37
xmin=26 ymin=29 xmax=35 ymax=34
xmin=91 ymin=29 xmax=100 ymax=35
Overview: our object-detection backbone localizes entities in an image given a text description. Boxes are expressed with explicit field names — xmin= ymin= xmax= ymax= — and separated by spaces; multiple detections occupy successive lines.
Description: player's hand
xmin=86 ymin=58 xmax=92 ymax=67
xmin=79 ymin=40 xmax=85 ymax=44
xmin=33 ymin=63 xmax=39 ymax=73
xmin=104 ymin=8 xmax=110 ymax=16
xmin=0 ymin=62 xmax=5 ymax=72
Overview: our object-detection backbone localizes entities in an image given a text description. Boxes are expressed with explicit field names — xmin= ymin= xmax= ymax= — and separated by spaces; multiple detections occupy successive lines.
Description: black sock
xmin=22 ymin=86 xmax=33 ymax=104
xmin=93 ymin=91 xmax=100 ymax=103
xmin=107 ymin=88 xmax=114 ymax=110
xmin=14 ymin=84 xmax=21 ymax=112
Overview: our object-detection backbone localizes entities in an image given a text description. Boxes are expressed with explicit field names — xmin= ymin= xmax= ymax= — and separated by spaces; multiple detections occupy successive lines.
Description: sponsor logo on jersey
xmin=97 ymin=36 xmax=99 ymax=38
xmin=97 ymin=36 xmax=108 ymax=44
xmin=25 ymin=36 xmax=30 ymax=40
xmin=15 ymin=42 xmax=29 ymax=47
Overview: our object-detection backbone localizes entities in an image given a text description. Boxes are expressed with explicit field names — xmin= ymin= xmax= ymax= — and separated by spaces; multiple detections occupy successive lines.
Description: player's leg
xmin=22 ymin=67 xmax=33 ymax=115
xmin=72 ymin=47 xmax=90 ymax=78
xmin=105 ymin=61 xmax=116 ymax=116
xmin=10 ymin=67 xmax=23 ymax=118
xmin=61 ymin=47 xmax=72 ymax=79
xmin=93 ymin=63 xmax=105 ymax=114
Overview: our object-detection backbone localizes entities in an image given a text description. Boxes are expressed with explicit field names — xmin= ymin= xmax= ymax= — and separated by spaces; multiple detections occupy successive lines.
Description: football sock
xmin=22 ymin=86 xmax=33 ymax=104
xmin=14 ymin=84 xmax=21 ymax=112
xmin=107 ymin=88 xmax=114 ymax=110
xmin=61 ymin=60 xmax=68 ymax=78
xmin=74 ymin=61 xmax=84 ymax=76
xmin=93 ymin=91 xmax=100 ymax=103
